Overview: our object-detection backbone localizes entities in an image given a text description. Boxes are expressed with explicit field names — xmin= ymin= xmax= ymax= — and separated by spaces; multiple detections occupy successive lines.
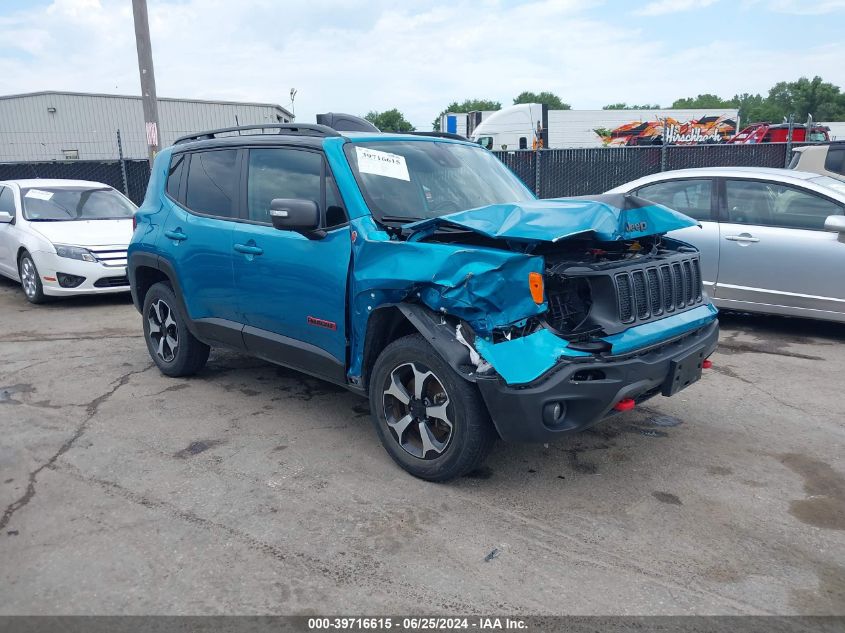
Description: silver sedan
xmin=607 ymin=167 xmax=845 ymax=323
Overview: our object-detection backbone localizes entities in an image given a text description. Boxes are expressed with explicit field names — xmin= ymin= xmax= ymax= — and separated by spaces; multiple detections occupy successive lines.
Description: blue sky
xmin=1 ymin=0 xmax=844 ymax=129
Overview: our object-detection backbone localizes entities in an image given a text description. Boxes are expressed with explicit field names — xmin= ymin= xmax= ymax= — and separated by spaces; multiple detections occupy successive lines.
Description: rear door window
xmin=184 ymin=149 xmax=239 ymax=218
xmin=636 ymin=179 xmax=713 ymax=221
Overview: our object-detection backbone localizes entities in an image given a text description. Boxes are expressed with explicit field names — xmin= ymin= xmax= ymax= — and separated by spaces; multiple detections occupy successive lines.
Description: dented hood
xmin=405 ymin=194 xmax=697 ymax=243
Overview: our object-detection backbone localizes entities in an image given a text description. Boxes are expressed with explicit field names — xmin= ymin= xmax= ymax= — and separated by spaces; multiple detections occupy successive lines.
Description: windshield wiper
xmin=378 ymin=215 xmax=425 ymax=225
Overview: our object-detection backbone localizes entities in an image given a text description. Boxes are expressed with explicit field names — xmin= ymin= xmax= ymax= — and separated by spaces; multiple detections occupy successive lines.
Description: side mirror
xmin=823 ymin=215 xmax=845 ymax=233
xmin=0 ymin=212 xmax=12 ymax=224
xmin=269 ymin=198 xmax=324 ymax=239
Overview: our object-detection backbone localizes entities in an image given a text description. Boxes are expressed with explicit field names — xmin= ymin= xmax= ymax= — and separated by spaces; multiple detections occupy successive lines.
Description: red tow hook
xmin=613 ymin=398 xmax=636 ymax=412
xmin=702 ymin=359 xmax=713 ymax=369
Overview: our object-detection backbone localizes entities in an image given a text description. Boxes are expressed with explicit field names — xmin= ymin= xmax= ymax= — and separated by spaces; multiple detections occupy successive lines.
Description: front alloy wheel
xmin=147 ymin=299 xmax=179 ymax=362
xmin=383 ymin=361 xmax=454 ymax=460
xmin=19 ymin=253 xmax=46 ymax=304
xmin=20 ymin=257 xmax=37 ymax=299
xmin=369 ymin=333 xmax=496 ymax=481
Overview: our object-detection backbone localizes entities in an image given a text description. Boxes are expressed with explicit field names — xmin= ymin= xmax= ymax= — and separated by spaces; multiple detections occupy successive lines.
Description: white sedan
xmin=607 ymin=167 xmax=845 ymax=323
xmin=0 ymin=179 xmax=136 ymax=303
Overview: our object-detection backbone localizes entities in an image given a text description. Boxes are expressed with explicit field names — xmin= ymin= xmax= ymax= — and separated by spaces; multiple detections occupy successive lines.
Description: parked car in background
xmin=0 ymin=179 xmax=136 ymax=303
xmin=129 ymin=122 xmax=718 ymax=481
xmin=607 ymin=167 xmax=845 ymax=323
xmin=727 ymin=122 xmax=830 ymax=143
xmin=789 ymin=142 xmax=845 ymax=182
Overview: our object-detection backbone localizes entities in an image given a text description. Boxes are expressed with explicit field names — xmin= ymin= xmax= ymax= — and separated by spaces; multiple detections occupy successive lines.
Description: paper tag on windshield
xmin=355 ymin=147 xmax=410 ymax=181
xmin=25 ymin=189 xmax=53 ymax=201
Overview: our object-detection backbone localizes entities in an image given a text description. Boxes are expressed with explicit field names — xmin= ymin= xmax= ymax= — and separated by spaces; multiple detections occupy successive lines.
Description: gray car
xmin=607 ymin=167 xmax=845 ymax=323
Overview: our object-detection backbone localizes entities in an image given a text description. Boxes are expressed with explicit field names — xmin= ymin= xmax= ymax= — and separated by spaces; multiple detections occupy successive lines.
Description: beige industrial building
xmin=0 ymin=91 xmax=294 ymax=162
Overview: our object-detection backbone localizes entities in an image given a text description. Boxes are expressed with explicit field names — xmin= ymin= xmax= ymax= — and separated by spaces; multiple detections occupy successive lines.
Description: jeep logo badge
xmin=626 ymin=222 xmax=647 ymax=232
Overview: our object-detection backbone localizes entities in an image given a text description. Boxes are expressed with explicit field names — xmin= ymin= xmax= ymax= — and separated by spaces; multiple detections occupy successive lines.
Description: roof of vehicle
xmin=793 ymin=141 xmax=845 ymax=153
xmin=606 ymin=166 xmax=845 ymax=199
xmin=613 ymin=166 xmax=819 ymax=182
xmin=0 ymin=178 xmax=111 ymax=189
xmin=172 ymin=129 xmax=476 ymax=153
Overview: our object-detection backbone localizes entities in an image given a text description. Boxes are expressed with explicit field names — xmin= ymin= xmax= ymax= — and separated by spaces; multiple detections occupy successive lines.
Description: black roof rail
xmin=400 ymin=131 xmax=469 ymax=141
xmin=174 ymin=123 xmax=340 ymax=145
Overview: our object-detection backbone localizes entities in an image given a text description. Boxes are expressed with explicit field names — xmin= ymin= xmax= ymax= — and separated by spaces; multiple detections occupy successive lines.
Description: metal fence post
xmin=116 ymin=129 xmax=129 ymax=197
xmin=784 ymin=114 xmax=795 ymax=167
xmin=535 ymin=149 xmax=542 ymax=197
xmin=660 ymin=142 xmax=668 ymax=172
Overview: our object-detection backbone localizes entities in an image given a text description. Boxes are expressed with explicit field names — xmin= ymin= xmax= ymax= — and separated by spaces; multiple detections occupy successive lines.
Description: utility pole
xmin=132 ymin=0 xmax=160 ymax=166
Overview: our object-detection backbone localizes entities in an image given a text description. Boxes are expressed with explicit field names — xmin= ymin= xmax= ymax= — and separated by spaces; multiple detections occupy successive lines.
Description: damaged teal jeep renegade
xmin=128 ymin=121 xmax=718 ymax=481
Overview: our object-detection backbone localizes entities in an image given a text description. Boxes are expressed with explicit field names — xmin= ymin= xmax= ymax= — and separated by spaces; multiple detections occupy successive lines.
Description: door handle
xmin=233 ymin=243 xmax=264 ymax=256
xmin=164 ymin=229 xmax=188 ymax=241
xmin=724 ymin=234 xmax=760 ymax=243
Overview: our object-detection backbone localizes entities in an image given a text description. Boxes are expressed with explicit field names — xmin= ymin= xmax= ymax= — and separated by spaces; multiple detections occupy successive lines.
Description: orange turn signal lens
xmin=529 ymin=272 xmax=544 ymax=304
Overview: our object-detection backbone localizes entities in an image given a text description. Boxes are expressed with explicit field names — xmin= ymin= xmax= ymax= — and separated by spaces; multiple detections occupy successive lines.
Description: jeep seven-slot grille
xmin=614 ymin=257 xmax=702 ymax=324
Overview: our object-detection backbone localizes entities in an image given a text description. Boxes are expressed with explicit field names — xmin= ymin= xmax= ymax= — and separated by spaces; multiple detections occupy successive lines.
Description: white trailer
xmin=439 ymin=111 xmax=496 ymax=138
xmin=820 ymin=122 xmax=845 ymax=141
xmin=470 ymin=103 xmax=740 ymax=150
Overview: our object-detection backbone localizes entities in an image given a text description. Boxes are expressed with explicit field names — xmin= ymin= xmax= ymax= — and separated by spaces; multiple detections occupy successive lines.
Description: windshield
xmin=22 ymin=187 xmax=137 ymax=221
xmin=809 ymin=175 xmax=845 ymax=197
xmin=344 ymin=140 xmax=533 ymax=223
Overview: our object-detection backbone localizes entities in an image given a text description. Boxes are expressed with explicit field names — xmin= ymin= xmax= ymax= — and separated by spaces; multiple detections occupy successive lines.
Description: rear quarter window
xmin=184 ymin=149 xmax=239 ymax=218
xmin=824 ymin=148 xmax=845 ymax=176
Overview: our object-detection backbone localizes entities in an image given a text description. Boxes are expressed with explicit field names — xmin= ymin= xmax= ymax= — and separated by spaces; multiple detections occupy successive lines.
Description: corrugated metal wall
xmin=0 ymin=92 xmax=292 ymax=161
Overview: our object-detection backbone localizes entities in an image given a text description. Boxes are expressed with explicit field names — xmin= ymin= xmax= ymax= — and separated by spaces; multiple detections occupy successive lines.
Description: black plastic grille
xmin=671 ymin=263 xmax=685 ymax=308
xmin=615 ymin=256 xmax=703 ymax=325
xmin=646 ymin=268 xmax=662 ymax=316
xmin=94 ymin=275 xmax=129 ymax=288
xmin=632 ymin=271 xmax=648 ymax=319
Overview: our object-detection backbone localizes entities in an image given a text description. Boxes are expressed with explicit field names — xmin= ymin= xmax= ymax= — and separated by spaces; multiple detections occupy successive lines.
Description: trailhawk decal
xmin=307 ymin=316 xmax=337 ymax=331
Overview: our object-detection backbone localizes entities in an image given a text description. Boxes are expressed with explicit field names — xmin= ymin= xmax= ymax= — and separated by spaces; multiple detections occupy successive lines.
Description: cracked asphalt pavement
xmin=0 ymin=275 xmax=843 ymax=615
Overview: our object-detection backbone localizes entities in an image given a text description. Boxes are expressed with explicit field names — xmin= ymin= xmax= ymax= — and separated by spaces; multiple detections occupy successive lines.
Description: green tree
xmin=731 ymin=93 xmax=777 ymax=124
xmin=671 ymin=93 xmax=736 ymax=109
xmin=364 ymin=109 xmax=415 ymax=133
xmin=513 ymin=91 xmax=571 ymax=110
xmin=602 ymin=103 xmax=662 ymax=110
xmin=765 ymin=76 xmax=845 ymax=122
xmin=431 ymin=98 xmax=502 ymax=131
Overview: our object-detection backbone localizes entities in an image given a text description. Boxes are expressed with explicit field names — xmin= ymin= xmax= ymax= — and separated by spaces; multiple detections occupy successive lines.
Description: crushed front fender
xmin=346 ymin=215 xmax=544 ymax=381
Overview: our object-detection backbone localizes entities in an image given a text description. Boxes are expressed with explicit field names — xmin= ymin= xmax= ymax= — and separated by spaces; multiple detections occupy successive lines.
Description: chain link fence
xmin=495 ymin=142 xmax=798 ymax=198
xmin=2 ymin=138 xmax=804 ymax=207
xmin=0 ymin=159 xmax=150 ymax=205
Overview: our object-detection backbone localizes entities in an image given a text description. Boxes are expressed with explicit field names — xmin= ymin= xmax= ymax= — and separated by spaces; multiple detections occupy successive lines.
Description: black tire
xmin=369 ymin=333 xmax=496 ymax=481
xmin=18 ymin=251 xmax=47 ymax=304
xmin=142 ymin=281 xmax=210 ymax=377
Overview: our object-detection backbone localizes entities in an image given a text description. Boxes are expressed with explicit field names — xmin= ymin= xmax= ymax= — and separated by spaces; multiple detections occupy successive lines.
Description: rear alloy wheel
xmin=19 ymin=252 xmax=46 ymax=304
xmin=369 ymin=334 xmax=496 ymax=481
xmin=142 ymin=282 xmax=209 ymax=377
xmin=147 ymin=299 xmax=179 ymax=363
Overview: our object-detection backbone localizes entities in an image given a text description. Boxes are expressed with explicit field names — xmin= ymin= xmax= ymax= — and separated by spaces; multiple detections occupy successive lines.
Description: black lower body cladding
xmin=476 ymin=320 xmax=719 ymax=443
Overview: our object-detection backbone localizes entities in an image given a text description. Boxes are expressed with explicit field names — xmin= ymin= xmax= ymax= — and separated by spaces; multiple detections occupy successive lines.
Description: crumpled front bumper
xmin=475 ymin=319 xmax=719 ymax=442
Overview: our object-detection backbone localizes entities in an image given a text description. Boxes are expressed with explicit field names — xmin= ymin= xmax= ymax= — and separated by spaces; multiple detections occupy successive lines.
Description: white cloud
xmin=635 ymin=0 xmax=718 ymax=17
xmin=0 ymin=0 xmax=843 ymax=130
xmin=746 ymin=0 xmax=845 ymax=14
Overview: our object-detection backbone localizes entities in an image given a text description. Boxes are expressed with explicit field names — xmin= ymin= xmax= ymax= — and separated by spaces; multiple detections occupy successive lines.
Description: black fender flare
xmin=396 ymin=304 xmax=476 ymax=382
xmin=128 ymin=251 xmax=201 ymax=340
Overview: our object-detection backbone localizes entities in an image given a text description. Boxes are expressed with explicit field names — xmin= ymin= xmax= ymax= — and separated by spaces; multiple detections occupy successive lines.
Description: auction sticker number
xmin=355 ymin=147 xmax=410 ymax=181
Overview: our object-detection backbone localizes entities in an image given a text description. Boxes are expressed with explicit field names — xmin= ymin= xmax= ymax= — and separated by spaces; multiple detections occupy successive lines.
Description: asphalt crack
xmin=0 ymin=362 xmax=153 ymax=531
